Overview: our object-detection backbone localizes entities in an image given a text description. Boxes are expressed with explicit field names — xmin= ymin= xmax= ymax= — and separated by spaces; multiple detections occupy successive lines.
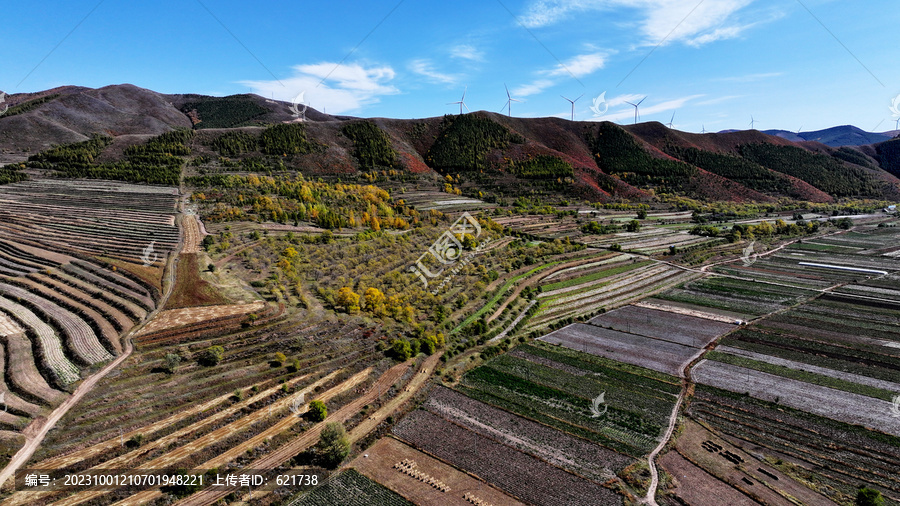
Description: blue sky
xmin=4 ymin=0 xmax=899 ymax=133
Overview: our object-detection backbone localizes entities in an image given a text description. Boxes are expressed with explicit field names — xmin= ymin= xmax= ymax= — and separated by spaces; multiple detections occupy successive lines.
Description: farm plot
xmin=658 ymin=452 xmax=758 ymax=506
xmin=459 ymin=341 xmax=679 ymax=457
xmin=181 ymin=214 xmax=204 ymax=254
xmin=395 ymin=189 xmax=494 ymax=214
xmin=0 ymin=313 xmax=23 ymax=337
xmin=393 ymin=410 xmax=622 ymax=506
xmin=718 ymin=297 xmax=900 ymax=386
xmin=0 ymin=295 xmax=80 ymax=385
xmin=689 ymin=385 xmax=900 ymax=504
xmin=655 ymin=276 xmax=817 ymax=317
xmin=0 ymin=343 xmax=44 ymax=419
xmin=289 ymin=468 xmax=413 ymax=506
xmin=134 ymin=302 xmax=265 ymax=336
xmin=423 ymin=386 xmax=631 ymax=482
xmin=529 ymin=263 xmax=700 ymax=331
xmin=708 ymin=346 xmax=900 ymax=399
xmin=692 ymin=360 xmax=900 ymax=436
xmin=349 ymin=437 xmax=524 ymax=506
xmin=633 ymin=300 xmax=744 ymax=324
xmin=712 ymin=244 xmax=897 ymax=289
xmin=33 ymin=318 xmax=379 ymax=464
xmin=0 ymin=179 xmax=179 ymax=266
xmin=587 ymin=305 xmax=735 ymax=347
xmin=0 ymin=282 xmax=113 ymax=365
xmin=659 ymin=419 xmax=837 ymax=506
xmin=834 ymin=283 xmax=900 ymax=302
xmin=540 ymin=323 xmax=700 ymax=377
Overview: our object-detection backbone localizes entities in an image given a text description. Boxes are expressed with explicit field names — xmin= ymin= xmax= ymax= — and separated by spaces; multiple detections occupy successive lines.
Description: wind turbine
xmin=502 ymin=84 xmax=521 ymax=117
xmin=701 ymin=125 xmax=707 ymax=134
xmin=624 ymin=96 xmax=647 ymax=125
xmin=666 ymin=111 xmax=676 ymax=129
xmin=448 ymin=86 xmax=469 ymax=115
xmin=749 ymin=115 xmax=757 ymax=130
xmin=895 ymin=119 xmax=899 ymax=131
xmin=561 ymin=94 xmax=583 ymax=121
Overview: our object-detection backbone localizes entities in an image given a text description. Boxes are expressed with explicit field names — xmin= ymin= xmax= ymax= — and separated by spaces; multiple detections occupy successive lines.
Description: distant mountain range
xmin=1 ymin=84 xmax=899 ymax=204
xmin=762 ymin=125 xmax=897 ymax=147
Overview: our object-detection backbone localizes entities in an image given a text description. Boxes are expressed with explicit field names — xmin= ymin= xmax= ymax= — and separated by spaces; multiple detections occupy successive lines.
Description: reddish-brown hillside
xmin=3 ymin=84 xmax=899 ymax=203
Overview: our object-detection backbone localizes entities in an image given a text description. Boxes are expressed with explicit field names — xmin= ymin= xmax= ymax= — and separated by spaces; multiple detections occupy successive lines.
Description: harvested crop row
xmin=0 ymin=296 xmax=80 ymax=385
xmin=0 ymin=282 xmax=113 ymax=365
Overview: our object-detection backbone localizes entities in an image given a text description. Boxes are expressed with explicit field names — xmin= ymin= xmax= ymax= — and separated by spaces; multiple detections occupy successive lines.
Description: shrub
xmin=308 ymin=400 xmax=328 ymax=422
xmin=857 ymin=487 xmax=884 ymax=506
xmin=125 ymin=434 xmax=144 ymax=448
xmin=163 ymin=353 xmax=181 ymax=374
xmin=316 ymin=422 xmax=350 ymax=468
xmin=199 ymin=345 xmax=225 ymax=366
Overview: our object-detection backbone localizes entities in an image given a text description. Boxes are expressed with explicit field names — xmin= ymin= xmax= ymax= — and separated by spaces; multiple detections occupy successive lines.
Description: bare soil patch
xmin=135 ymin=301 xmax=265 ymax=336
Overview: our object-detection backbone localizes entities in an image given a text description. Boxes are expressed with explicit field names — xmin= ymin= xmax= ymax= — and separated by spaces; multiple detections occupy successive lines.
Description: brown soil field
xmin=181 ymin=215 xmax=203 ymax=254
xmin=351 ymin=437 xmax=526 ymax=506
xmin=230 ymin=353 xmax=443 ymax=504
xmin=164 ymin=254 xmax=232 ymax=309
xmin=134 ymin=301 xmax=265 ymax=336
xmin=665 ymin=419 xmax=837 ymax=506
xmin=348 ymin=354 xmax=441 ymax=442
xmin=658 ymin=452 xmax=757 ymax=506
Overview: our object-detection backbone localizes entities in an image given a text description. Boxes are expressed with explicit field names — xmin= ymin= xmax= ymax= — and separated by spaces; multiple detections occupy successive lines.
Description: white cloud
xmin=512 ymin=79 xmax=556 ymax=97
xmin=514 ymin=51 xmax=608 ymax=97
xmin=521 ymin=0 xmax=757 ymax=47
xmin=450 ymin=44 xmax=485 ymax=61
xmin=240 ymin=62 xmax=398 ymax=114
xmin=590 ymin=94 xmax=703 ymax=123
xmin=548 ymin=52 xmax=608 ymax=77
xmin=409 ymin=59 xmax=458 ymax=84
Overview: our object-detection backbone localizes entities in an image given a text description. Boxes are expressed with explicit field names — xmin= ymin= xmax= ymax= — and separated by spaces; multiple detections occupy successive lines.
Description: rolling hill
xmin=1 ymin=84 xmax=899 ymax=203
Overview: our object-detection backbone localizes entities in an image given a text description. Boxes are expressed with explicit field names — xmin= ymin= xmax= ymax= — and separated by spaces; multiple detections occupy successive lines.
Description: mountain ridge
xmin=2 ymin=84 xmax=899 ymax=204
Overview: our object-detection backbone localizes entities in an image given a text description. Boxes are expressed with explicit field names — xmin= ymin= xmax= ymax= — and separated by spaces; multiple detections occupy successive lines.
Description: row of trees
xmin=689 ymin=218 xmax=825 ymax=241
xmin=191 ymin=174 xmax=419 ymax=231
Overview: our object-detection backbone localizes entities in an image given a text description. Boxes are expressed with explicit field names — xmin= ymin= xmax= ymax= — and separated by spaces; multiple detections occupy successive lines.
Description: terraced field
xmin=527 ymin=260 xmax=702 ymax=332
xmin=0 ymin=179 xmax=178 ymax=264
xmin=0 ymin=179 xmax=178 ymax=466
